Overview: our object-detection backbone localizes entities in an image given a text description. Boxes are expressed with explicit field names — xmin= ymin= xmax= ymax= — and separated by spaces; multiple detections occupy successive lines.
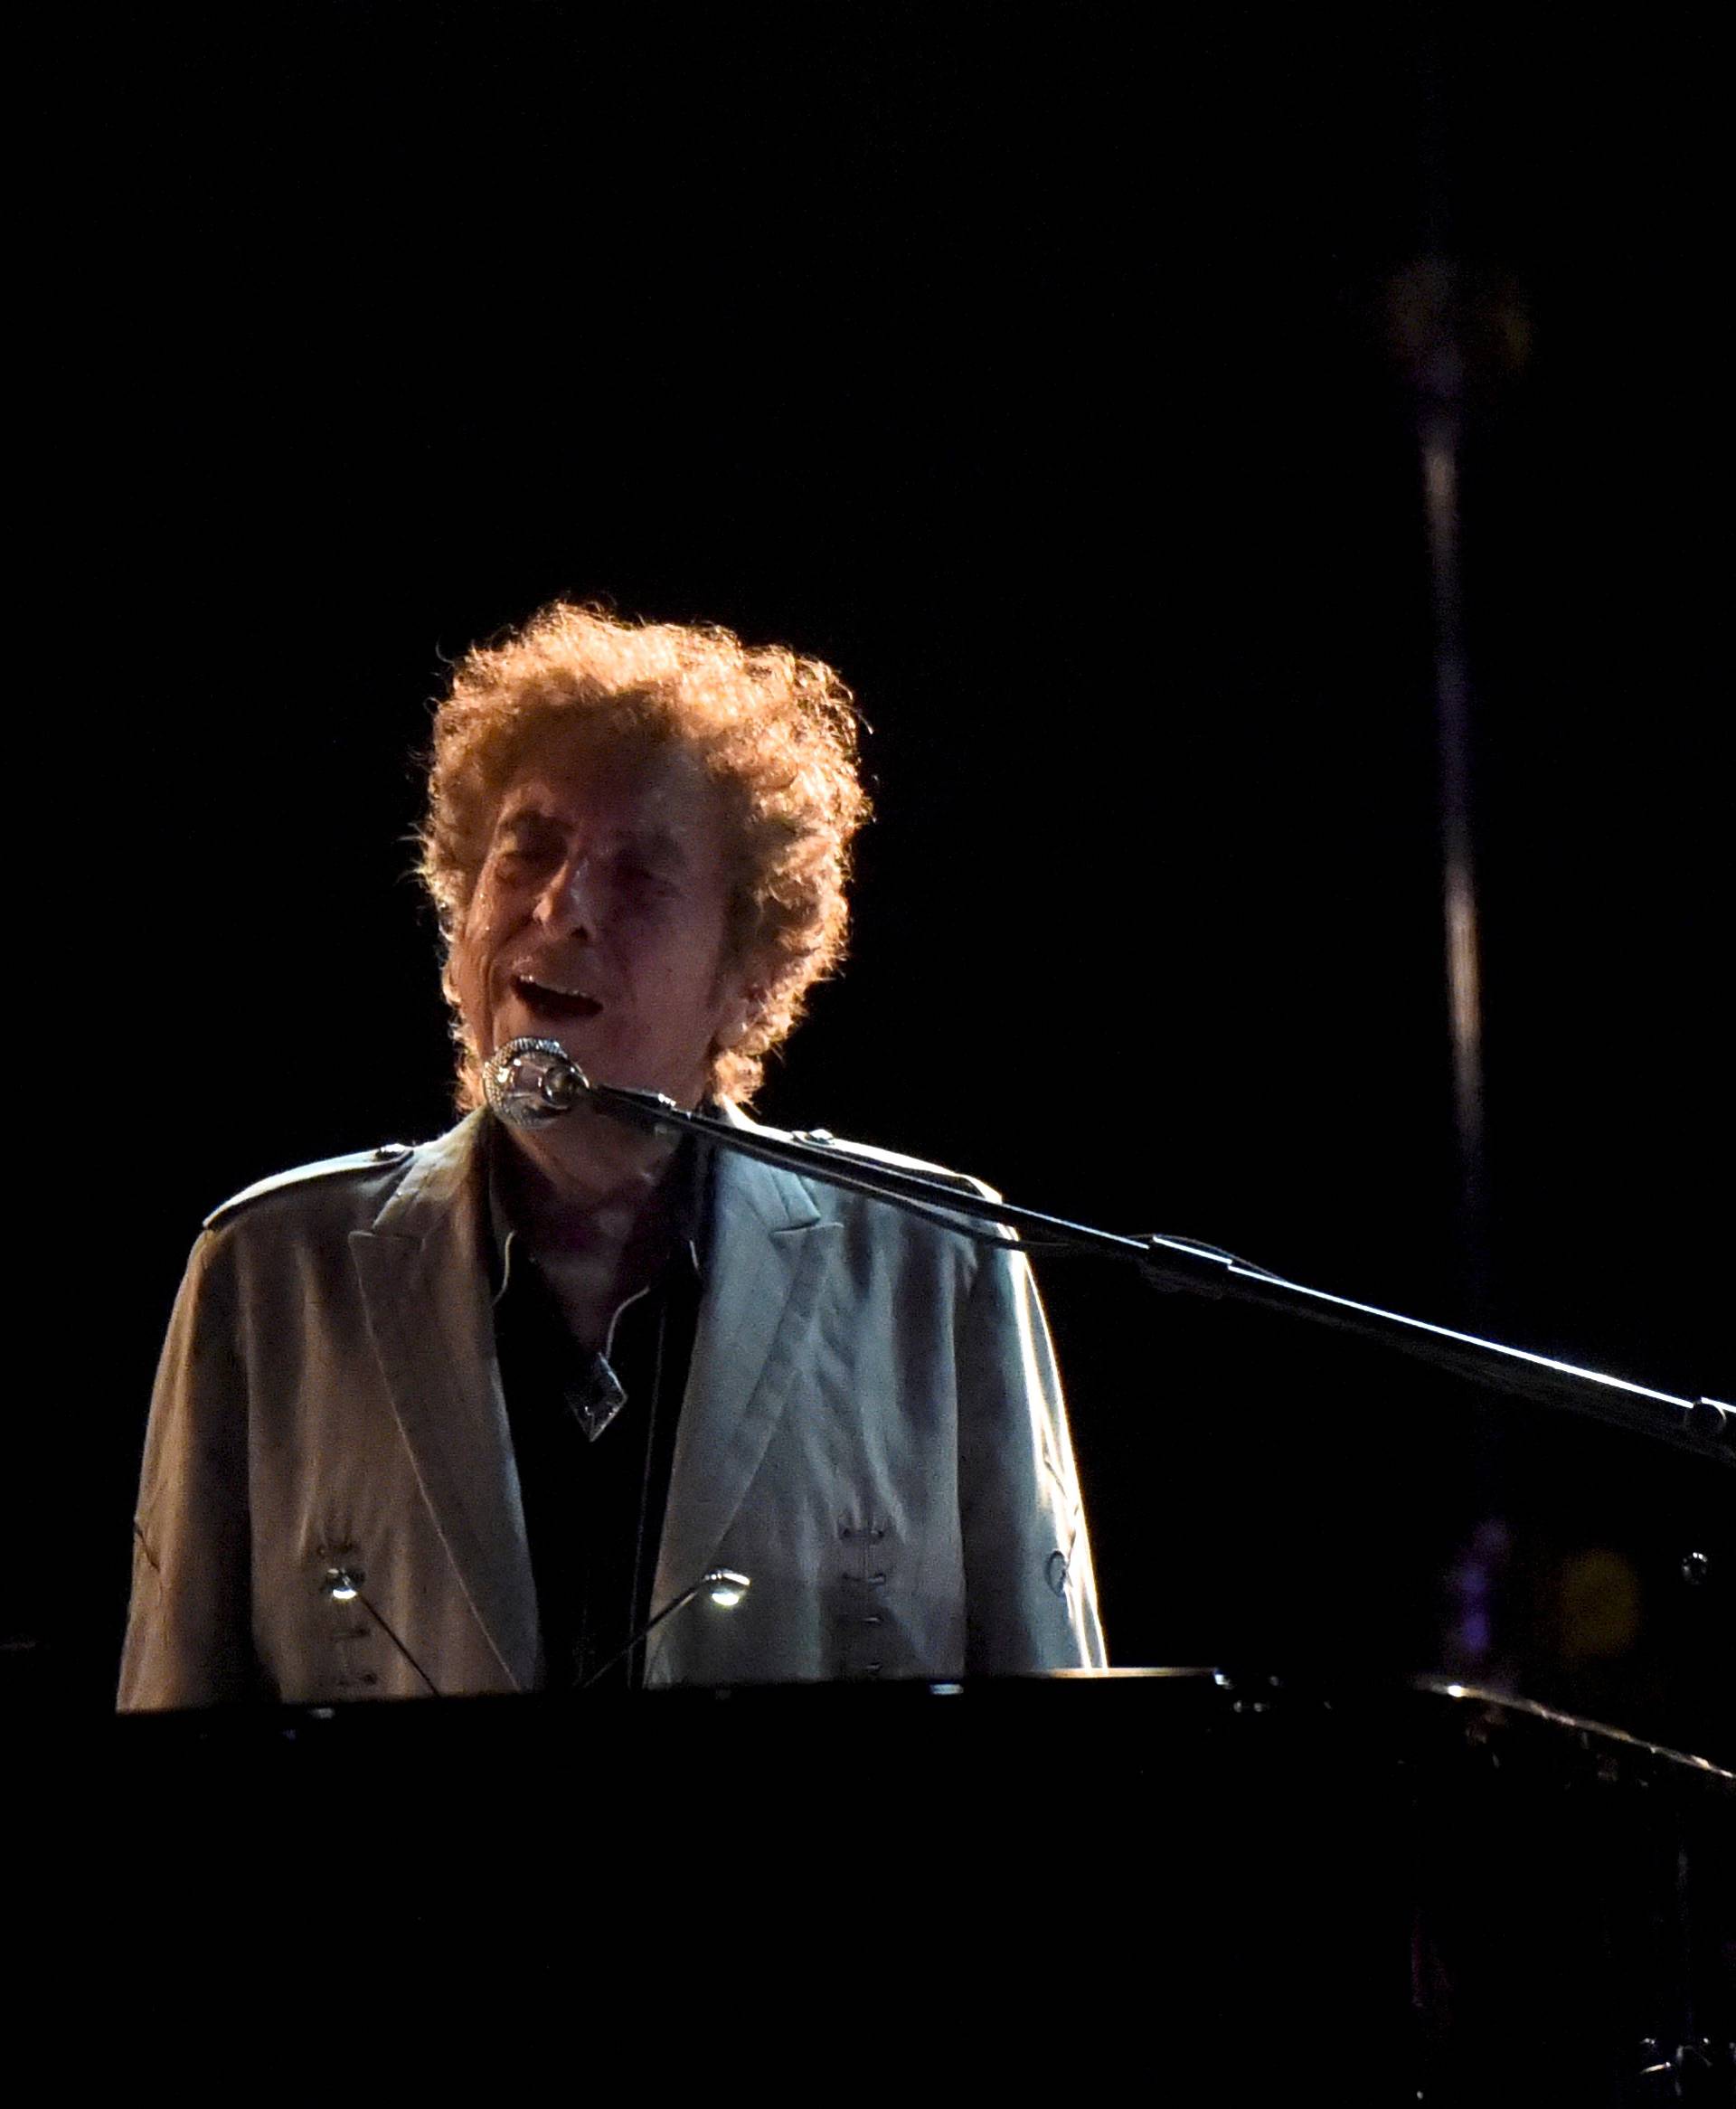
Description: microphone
xmin=482 ymin=1036 xmax=587 ymax=1127
xmin=483 ymin=1037 xmax=686 ymax=1136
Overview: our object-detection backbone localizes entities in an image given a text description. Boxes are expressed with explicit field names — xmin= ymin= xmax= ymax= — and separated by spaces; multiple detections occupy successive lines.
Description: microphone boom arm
xmin=481 ymin=1038 xmax=1732 ymax=1467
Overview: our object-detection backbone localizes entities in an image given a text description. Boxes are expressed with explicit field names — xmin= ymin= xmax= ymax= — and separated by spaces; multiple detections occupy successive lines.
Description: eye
xmin=492 ymin=821 xmax=560 ymax=871
xmin=619 ymin=861 xmax=678 ymax=900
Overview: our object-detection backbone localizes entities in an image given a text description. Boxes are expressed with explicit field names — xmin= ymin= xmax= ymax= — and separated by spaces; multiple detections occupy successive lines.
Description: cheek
xmin=448 ymin=902 xmax=495 ymax=1017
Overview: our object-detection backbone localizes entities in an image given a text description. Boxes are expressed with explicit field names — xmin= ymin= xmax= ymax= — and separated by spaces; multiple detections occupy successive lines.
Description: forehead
xmin=492 ymin=735 xmax=726 ymax=854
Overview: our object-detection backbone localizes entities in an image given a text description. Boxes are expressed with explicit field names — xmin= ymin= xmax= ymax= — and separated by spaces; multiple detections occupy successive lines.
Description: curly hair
xmin=418 ymin=601 xmax=869 ymax=1109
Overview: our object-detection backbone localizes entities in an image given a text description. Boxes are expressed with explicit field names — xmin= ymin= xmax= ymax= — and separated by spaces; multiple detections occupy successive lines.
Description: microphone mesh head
xmin=481 ymin=1037 xmax=585 ymax=1127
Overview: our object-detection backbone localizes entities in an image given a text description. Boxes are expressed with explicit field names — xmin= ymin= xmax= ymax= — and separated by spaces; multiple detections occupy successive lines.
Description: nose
xmin=533 ymin=853 xmax=602 ymax=938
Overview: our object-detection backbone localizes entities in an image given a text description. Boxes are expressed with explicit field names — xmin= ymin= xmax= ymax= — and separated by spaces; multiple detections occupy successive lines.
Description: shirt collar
xmin=484 ymin=1109 xmax=712 ymax=1308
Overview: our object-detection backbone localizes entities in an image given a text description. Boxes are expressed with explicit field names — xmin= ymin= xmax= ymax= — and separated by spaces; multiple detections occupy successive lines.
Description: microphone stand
xmin=486 ymin=1040 xmax=1733 ymax=1470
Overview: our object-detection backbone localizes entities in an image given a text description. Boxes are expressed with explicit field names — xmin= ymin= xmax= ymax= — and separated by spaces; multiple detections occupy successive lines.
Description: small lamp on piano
xmin=705 ymin=1568 xmax=751 ymax=1610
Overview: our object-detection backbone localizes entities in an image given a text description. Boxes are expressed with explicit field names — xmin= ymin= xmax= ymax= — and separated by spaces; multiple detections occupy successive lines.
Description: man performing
xmin=119 ymin=602 xmax=1106 ymax=1706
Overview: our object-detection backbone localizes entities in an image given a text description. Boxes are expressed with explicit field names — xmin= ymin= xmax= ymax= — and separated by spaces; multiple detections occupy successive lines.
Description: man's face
xmin=449 ymin=734 xmax=757 ymax=1108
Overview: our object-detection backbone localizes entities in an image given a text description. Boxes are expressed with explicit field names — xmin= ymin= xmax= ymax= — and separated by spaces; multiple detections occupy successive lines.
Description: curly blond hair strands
xmin=417 ymin=601 xmax=869 ymax=1110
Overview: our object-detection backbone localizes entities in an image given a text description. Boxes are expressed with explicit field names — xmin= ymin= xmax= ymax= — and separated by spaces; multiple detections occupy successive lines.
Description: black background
xmin=18 ymin=9 xmax=1723 ymax=1717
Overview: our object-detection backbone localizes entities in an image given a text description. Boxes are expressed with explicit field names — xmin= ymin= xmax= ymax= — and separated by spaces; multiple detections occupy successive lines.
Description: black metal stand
xmin=486 ymin=1036 xmax=1733 ymax=1468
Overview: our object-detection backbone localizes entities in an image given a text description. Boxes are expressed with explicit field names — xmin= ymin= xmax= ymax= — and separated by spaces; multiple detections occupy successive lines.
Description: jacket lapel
xmin=348 ymin=1113 xmax=541 ymax=1693
xmin=653 ymin=1110 xmax=840 ymax=1608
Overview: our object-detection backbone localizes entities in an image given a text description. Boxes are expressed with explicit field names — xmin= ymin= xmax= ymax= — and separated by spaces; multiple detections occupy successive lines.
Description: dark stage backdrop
xmin=20 ymin=13 xmax=1722 ymax=1715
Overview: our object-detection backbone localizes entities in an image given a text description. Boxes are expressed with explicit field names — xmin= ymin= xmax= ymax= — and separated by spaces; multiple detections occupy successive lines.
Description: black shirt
xmin=488 ymin=1130 xmax=707 ymax=1691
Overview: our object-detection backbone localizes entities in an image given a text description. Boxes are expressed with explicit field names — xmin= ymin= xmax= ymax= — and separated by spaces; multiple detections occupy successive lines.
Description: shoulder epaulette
xmin=203 ymin=1142 xmax=416 ymax=1230
xmin=783 ymin=1127 xmax=996 ymax=1201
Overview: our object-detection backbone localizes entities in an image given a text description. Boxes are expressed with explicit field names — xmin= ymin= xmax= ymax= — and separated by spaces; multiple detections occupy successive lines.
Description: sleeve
xmin=957 ymin=1241 xmax=1109 ymax=1673
xmin=117 ymin=1232 xmax=262 ymax=1711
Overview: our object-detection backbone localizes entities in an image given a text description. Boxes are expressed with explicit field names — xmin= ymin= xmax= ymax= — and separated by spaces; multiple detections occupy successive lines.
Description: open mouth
xmin=512 ymin=974 xmax=603 ymax=1023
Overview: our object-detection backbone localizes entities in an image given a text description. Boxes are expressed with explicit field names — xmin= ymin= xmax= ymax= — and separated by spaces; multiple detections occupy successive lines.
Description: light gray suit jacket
xmin=119 ymin=1106 xmax=1106 ymax=1708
